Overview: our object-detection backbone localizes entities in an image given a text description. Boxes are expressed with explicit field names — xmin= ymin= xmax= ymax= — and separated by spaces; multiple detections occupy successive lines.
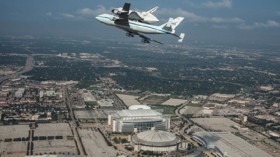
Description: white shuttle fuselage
xmin=112 ymin=6 xmax=159 ymax=24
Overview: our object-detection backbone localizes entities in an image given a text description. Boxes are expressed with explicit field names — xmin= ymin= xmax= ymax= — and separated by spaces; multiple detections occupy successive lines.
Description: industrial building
xmin=97 ymin=99 xmax=114 ymax=107
xmin=131 ymin=130 xmax=186 ymax=153
xmin=39 ymin=89 xmax=62 ymax=98
xmin=192 ymin=132 xmax=272 ymax=157
xmin=108 ymin=105 xmax=170 ymax=133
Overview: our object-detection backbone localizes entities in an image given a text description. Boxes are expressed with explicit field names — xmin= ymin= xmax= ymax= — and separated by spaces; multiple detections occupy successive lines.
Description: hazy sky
xmin=0 ymin=0 xmax=280 ymax=45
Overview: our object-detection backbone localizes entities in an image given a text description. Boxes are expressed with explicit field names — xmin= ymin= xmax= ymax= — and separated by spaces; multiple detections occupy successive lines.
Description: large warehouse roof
xmin=132 ymin=130 xmax=180 ymax=147
xmin=193 ymin=132 xmax=272 ymax=157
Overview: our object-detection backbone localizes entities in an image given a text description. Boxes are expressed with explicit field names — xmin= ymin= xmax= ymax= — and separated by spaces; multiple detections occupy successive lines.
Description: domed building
xmin=131 ymin=130 xmax=182 ymax=152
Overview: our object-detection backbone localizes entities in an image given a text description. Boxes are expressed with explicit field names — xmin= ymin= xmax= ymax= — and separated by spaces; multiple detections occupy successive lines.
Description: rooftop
xmin=115 ymin=109 xmax=162 ymax=117
xmin=132 ymin=130 xmax=180 ymax=146
xmin=97 ymin=99 xmax=114 ymax=107
xmin=129 ymin=105 xmax=151 ymax=110
xmin=193 ymin=132 xmax=272 ymax=157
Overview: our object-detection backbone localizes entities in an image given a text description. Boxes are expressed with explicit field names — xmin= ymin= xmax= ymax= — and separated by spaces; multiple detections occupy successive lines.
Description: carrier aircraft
xmin=96 ymin=3 xmax=185 ymax=44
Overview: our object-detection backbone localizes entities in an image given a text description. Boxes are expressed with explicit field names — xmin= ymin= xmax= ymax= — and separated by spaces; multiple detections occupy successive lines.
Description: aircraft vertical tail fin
xmin=170 ymin=17 xmax=184 ymax=30
xmin=122 ymin=3 xmax=131 ymax=12
xmin=160 ymin=17 xmax=185 ymax=43
xmin=161 ymin=17 xmax=184 ymax=31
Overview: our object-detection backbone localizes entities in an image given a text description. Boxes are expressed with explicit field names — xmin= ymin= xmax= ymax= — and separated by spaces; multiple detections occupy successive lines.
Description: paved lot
xmin=180 ymin=106 xmax=202 ymax=115
xmin=191 ymin=117 xmax=240 ymax=132
xmin=33 ymin=140 xmax=77 ymax=155
xmin=78 ymin=128 xmax=118 ymax=157
xmin=0 ymin=125 xmax=29 ymax=139
xmin=0 ymin=141 xmax=27 ymax=156
xmin=75 ymin=109 xmax=120 ymax=120
xmin=34 ymin=123 xmax=72 ymax=137
xmin=116 ymin=94 xmax=141 ymax=106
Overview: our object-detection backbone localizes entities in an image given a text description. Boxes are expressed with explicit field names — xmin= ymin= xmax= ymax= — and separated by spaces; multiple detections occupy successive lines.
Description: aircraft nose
xmin=95 ymin=16 xmax=101 ymax=21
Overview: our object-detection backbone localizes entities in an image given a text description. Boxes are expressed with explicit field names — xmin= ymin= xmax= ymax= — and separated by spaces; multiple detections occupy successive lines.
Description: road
xmin=64 ymin=87 xmax=86 ymax=156
xmin=0 ymin=55 xmax=34 ymax=84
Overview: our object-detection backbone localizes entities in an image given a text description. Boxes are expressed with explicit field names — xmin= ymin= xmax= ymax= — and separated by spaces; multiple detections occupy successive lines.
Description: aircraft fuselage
xmin=96 ymin=14 xmax=173 ymax=35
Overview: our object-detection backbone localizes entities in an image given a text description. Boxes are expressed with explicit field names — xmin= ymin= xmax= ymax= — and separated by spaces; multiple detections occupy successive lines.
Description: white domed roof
xmin=129 ymin=105 xmax=151 ymax=110
xmin=132 ymin=130 xmax=180 ymax=146
xmin=138 ymin=130 xmax=176 ymax=142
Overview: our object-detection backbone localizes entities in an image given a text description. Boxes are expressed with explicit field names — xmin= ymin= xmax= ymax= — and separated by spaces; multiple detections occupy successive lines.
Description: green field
xmin=149 ymin=105 xmax=176 ymax=115
xmin=141 ymin=95 xmax=169 ymax=105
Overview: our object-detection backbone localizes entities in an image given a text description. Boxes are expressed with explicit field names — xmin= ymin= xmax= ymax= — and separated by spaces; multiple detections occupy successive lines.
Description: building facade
xmin=108 ymin=105 xmax=170 ymax=133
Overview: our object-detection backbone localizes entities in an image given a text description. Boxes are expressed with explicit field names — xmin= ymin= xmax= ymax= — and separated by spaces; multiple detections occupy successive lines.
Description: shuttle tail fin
xmin=146 ymin=6 xmax=159 ymax=14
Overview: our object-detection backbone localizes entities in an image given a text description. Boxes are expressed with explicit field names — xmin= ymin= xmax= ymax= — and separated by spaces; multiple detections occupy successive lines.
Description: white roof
xmin=132 ymin=130 xmax=180 ymax=146
xmin=116 ymin=109 xmax=161 ymax=117
xmin=193 ymin=132 xmax=272 ymax=157
xmin=129 ymin=105 xmax=151 ymax=110
xmin=138 ymin=130 xmax=176 ymax=142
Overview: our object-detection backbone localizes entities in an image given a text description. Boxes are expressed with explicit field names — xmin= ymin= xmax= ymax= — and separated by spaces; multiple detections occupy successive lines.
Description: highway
xmin=0 ymin=55 xmax=34 ymax=84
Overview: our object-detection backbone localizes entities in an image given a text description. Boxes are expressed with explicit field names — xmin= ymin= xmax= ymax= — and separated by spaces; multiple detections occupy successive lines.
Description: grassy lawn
xmin=149 ymin=105 xmax=176 ymax=115
xmin=141 ymin=95 xmax=169 ymax=105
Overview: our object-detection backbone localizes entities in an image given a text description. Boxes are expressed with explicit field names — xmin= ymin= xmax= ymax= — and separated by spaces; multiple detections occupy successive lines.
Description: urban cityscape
xmin=0 ymin=36 xmax=279 ymax=157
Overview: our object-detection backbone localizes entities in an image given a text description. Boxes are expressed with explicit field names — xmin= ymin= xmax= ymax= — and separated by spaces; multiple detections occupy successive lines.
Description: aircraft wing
xmin=136 ymin=32 xmax=164 ymax=45
xmin=113 ymin=4 xmax=130 ymax=26
xmin=115 ymin=18 xmax=129 ymax=26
